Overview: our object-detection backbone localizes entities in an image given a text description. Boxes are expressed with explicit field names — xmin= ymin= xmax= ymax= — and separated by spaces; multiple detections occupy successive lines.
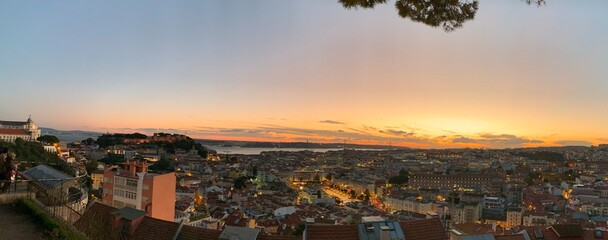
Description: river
xmin=203 ymin=146 xmax=347 ymax=155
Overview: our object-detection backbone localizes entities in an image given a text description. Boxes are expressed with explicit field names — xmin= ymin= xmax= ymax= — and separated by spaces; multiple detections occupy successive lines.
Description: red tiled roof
xmin=176 ymin=225 xmax=222 ymax=240
xmin=131 ymin=216 xmax=181 ymax=240
xmin=495 ymin=234 xmax=526 ymax=240
xmin=258 ymin=235 xmax=302 ymax=240
xmin=400 ymin=218 xmax=448 ymax=240
xmin=74 ymin=202 xmax=122 ymax=240
xmin=305 ymin=224 xmax=359 ymax=240
xmin=583 ymin=230 xmax=608 ymax=240
xmin=0 ymin=129 xmax=28 ymax=135
xmin=549 ymin=224 xmax=583 ymax=238
xmin=452 ymin=223 xmax=494 ymax=235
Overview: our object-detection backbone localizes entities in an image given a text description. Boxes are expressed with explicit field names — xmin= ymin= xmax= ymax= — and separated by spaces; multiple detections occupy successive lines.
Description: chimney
xmin=129 ymin=161 xmax=136 ymax=174
xmin=380 ymin=225 xmax=390 ymax=240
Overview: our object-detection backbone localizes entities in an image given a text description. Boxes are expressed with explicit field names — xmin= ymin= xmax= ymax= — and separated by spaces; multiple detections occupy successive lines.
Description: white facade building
xmin=0 ymin=117 xmax=42 ymax=142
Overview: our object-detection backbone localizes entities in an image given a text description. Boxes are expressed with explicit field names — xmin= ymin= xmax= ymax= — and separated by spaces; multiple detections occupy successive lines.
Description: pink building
xmin=102 ymin=160 xmax=176 ymax=221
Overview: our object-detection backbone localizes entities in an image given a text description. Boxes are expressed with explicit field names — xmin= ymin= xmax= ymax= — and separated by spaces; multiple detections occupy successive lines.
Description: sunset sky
xmin=1 ymin=1 xmax=608 ymax=148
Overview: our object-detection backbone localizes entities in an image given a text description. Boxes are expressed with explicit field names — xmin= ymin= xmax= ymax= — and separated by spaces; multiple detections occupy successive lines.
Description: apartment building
xmin=102 ymin=160 xmax=176 ymax=221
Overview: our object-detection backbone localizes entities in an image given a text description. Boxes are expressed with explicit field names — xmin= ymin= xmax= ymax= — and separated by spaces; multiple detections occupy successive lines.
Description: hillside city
xmin=1 ymin=118 xmax=608 ymax=240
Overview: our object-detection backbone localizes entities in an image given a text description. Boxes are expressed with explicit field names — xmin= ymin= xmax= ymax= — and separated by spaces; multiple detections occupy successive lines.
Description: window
xmin=114 ymin=189 xmax=126 ymax=197
xmin=125 ymin=191 xmax=137 ymax=200
xmin=115 ymin=177 xmax=126 ymax=186
xmin=126 ymin=179 xmax=138 ymax=187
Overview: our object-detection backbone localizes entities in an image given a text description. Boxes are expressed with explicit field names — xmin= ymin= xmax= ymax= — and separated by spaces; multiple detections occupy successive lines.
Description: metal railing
xmin=0 ymin=172 xmax=90 ymax=223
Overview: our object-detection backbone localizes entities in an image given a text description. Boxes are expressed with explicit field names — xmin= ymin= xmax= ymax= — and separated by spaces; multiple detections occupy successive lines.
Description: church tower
xmin=26 ymin=116 xmax=41 ymax=140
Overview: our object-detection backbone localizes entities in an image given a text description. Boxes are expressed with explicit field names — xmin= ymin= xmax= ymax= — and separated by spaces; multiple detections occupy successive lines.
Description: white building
xmin=385 ymin=196 xmax=443 ymax=215
xmin=0 ymin=117 xmax=42 ymax=142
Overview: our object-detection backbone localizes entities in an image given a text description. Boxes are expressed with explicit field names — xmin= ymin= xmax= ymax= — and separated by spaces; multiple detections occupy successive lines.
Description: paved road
xmin=0 ymin=204 xmax=44 ymax=240
xmin=323 ymin=187 xmax=355 ymax=203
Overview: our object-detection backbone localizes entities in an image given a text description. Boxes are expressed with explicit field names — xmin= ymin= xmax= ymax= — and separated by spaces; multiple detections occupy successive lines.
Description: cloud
xmin=554 ymin=140 xmax=593 ymax=146
xmin=451 ymin=133 xmax=544 ymax=148
xmin=267 ymin=117 xmax=287 ymax=121
xmin=94 ymin=124 xmax=554 ymax=149
xmin=451 ymin=136 xmax=476 ymax=143
xmin=319 ymin=120 xmax=345 ymax=125
xmin=384 ymin=129 xmax=415 ymax=137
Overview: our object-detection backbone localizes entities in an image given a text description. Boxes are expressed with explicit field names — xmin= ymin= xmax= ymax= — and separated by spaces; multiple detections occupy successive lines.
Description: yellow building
xmin=91 ymin=171 xmax=104 ymax=190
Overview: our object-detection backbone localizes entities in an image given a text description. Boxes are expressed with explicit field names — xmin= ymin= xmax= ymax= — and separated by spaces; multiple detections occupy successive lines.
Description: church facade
xmin=0 ymin=117 xmax=42 ymax=142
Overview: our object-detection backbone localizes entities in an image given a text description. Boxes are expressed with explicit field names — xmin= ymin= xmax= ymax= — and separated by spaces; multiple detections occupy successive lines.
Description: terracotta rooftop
xmin=304 ymin=224 xmax=359 ymax=240
xmin=76 ymin=202 xmax=302 ymax=240
xmin=257 ymin=235 xmax=301 ymax=240
xmin=494 ymin=234 xmax=526 ymax=240
xmin=0 ymin=129 xmax=29 ymax=135
xmin=74 ymin=202 xmax=122 ymax=240
xmin=549 ymin=224 xmax=583 ymax=238
xmin=176 ymin=225 xmax=222 ymax=240
xmin=77 ymin=203 xmax=451 ymax=240
xmin=400 ymin=218 xmax=448 ymax=240
xmin=131 ymin=216 xmax=181 ymax=240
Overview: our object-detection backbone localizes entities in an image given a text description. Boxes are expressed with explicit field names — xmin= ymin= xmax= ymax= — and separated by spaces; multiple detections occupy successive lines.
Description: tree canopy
xmin=389 ymin=168 xmax=409 ymax=185
xmin=37 ymin=135 xmax=60 ymax=144
xmin=339 ymin=0 xmax=543 ymax=32
xmin=95 ymin=132 xmax=209 ymax=157
xmin=234 ymin=176 xmax=249 ymax=189
xmin=85 ymin=159 xmax=100 ymax=174
xmin=0 ymin=138 xmax=60 ymax=164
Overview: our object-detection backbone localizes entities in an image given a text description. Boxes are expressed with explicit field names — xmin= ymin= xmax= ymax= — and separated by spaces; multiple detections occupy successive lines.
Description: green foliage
xmin=0 ymin=138 xmax=60 ymax=165
xmin=447 ymin=192 xmax=461 ymax=204
xmin=525 ymin=171 xmax=542 ymax=186
xmin=189 ymin=212 xmax=209 ymax=222
xmin=149 ymin=158 xmax=172 ymax=172
xmin=85 ymin=159 xmax=99 ymax=174
xmin=98 ymin=153 xmax=124 ymax=165
xmin=563 ymin=169 xmax=576 ymax=181
xmin=389 ymin=168 xmax=409 ymax=185
xmin=96 ymin=133 xmax=147 ymax=148
xmin=234 ymin=176 xmax=249 ymax=189
xmin=96 ymin=132 xmax=209 ymax=158
xmin=37 ymin=135 xmax=60 ymax=144
xmin=325 ymin=173 xmax=333 ymax=181
xmin=252 ymin=165 xmax=258 ymax=177
xmin=81 ymin=138 xmax=95 ymax=145
xmin=18 ymin=199 xmax=88 ymax=240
